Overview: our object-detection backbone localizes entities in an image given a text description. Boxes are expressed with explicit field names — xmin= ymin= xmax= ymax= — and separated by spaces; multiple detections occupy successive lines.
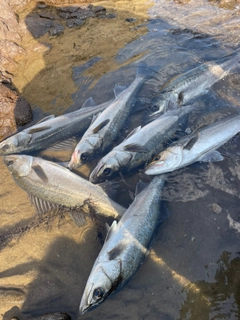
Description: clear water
xmin=1 ymin=0 xmax=240 ymax=319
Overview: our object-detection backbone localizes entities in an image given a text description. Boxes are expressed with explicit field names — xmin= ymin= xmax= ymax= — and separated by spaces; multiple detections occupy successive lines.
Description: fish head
xmin=89 ymin=150 xmax=132 ymax=183
xmin=0 ymin=132 xmax=32 ymax=155
xmin=4 ymin=154 xmax=33 ymax=177
xmin=145 ymin=146 xmax=183 ymax=175
xmin=68 ymin=140 xmax=96 ymax=170
xmin=79 ymin=259 xmax=122 ymax=314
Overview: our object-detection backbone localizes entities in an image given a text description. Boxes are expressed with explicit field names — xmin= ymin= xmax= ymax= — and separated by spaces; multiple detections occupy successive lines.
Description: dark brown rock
xmin=0 ymin=84 xmax=32 ymax=141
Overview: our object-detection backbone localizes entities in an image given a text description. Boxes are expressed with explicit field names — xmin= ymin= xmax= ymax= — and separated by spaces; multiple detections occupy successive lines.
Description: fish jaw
xmin=144 ymin=160 xmax=166 ymax=175
xmin=68 ymin=149 xmax=82 ymax=170
xmin=4 ymin=154 xmax=33 ymax=177
xmin=0 ymin=132 xmax=32 ymax=155
xmin=79 ymin=260 xmax=121 ymax=314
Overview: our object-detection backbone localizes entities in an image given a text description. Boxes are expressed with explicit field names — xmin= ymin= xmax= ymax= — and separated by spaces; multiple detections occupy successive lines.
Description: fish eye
xmin=103 ymin=168 xmax=111 ymax=176
xmin=93 ymin=287 xmax=104 ymax=300
xmin=5 ymin=160 xmax=13 ymax=167
xmin=154 ymin=156 xmax=160 ymax=161
xmin=81 ymin=153 xmax=89 ymax=161
xmin=151 ymin=105 xmax=159 ymax=112
xmin=2 ymin=144 xmax=9 ymax=152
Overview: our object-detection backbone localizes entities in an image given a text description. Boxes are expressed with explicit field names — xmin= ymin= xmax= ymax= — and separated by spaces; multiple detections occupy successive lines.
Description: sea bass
xmin=149 ymin=50 xmax=240 ymax=116
xmin=4 ymin=155 xmax=125 ymax=219
xmin=145 ymin=114 xmax=240 ymax=175
xmin=0 ymin=98 xmax=112 ymax=155
xmin=89 ymin=106 xmax=193 ymax=183
xmin=68 ymin=62 xmax=152 ymax=169
xmin=79 ymin=176 xmax=165 ymax=314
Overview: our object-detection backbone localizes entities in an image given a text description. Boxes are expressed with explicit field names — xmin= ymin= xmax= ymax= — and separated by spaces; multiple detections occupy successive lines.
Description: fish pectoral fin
xmin=199 ymin=150 xmax=224 ymax=162
xmin=92 ymin=119 xmax=110 ymax=134
xmin=28 ymin=126 xmax=52 ymax=134
xmin=124 ymin=143 xmax=148 ymax=153
xmin=105 ymin=220 xmax=118 ymax=243
xmin=113 ymin=84 xmax=127 ymax=97
xmin=35 ymin=115 xmax=55 ymax=124
xmin=107 ymin=242 xmax=126 ymax=260
xmin=32 ymin=164 xmax=49 ymax=183
xmin=28 ymin=194 xmax=60 ymax=216
xmin=183 ymin=134 xmax=199 ymax=150
xmin=135 ymin=180 xmax=149 ymax=196
xmin=81 ymin=97 xmax=97 ymax=108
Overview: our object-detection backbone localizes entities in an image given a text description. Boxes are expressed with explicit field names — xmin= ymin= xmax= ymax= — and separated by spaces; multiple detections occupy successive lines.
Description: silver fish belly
xmin=79 ymin=176 xmax=165 ymax=313
xmin=68 ymin=62 xmax=152 ymax=170
xmin=4 ymin=155 xmax=125 ymax=219
xmin=150 ymin=50 xmax=240 ymax=115
xmin=0 ymin=98 xmax=112 ymax=155
xmin=145 ymin=114 xmax=240 ymax=175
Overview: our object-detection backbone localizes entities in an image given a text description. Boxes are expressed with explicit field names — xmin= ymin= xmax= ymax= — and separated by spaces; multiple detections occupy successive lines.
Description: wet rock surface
xmin=25 ymin=4 xmax=114 ymax=38
xmin=0 ymin=0 xmax=32 ymax=141
xmin=0 ymin=84 xmax=32 ymax=141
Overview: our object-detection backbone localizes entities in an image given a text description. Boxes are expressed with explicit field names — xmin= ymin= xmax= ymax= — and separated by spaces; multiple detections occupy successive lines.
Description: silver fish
xmin=89 ymin=106 xmax=193 ymax=183
xmin=150 ymin=50 xmax=240 ymax=116
xmin=4 ymin=155 xmax=125 ymax=220
xmin=145 ymin=114 xmax=240 ymax=175
xmin=0 ymin=98 xmax=112 ymax=155
xmin=79 ymin=176 xmax=165 ymax=313
xmin=68 ymin=62 xmax=152 ymax=170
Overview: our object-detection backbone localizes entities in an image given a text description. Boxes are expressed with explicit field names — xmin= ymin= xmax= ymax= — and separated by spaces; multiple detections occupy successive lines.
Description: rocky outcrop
xmin=0 ymin=0 xmax=33 ymax=142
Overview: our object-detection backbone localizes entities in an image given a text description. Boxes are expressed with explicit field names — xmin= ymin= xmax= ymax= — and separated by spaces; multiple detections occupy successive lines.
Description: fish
xmin=10 ymin=312 xmax=71 ymax=320
xmin=149 ymin=49 xmax=240 ymax=116
xmin=4 ymin=155 xmax=125 ymax=220
xmin=144 ymin=114 xmax=240 ymax=175
xmin=0 ymin=98 xmax=113 ymax=155
xmin=79 ymin=176 xmax=166 ymax=314
xmin=68 ymin=61 xmax=153 ymax=170
xmin=89 ymin=105 xmax=194 ymax=183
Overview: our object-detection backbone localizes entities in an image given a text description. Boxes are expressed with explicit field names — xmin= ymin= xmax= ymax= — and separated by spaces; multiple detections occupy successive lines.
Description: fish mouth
xmin=68 ymin=151 xmax=82 ymax=170
xmin=144 ymin=160 xmax=165 ymax=175
xmin=89 ymin=163 xmax=104 ymax=183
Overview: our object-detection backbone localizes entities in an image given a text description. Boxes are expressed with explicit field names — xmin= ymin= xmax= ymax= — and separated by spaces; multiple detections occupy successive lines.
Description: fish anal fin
xmin=28 ymin=126 xmax=52 ymax=134
xmin=124 ymin=126 xmax=142 ymax=140
xmin=28 ymin=194 xmax=60 ymax=215
xmin=108 ymin=242 xmax=126 ymax=260
xmin=32 ymin=164 xmax=48 ymax=183
xmin=199 ymin=150 xmax=224 ymax=162
xmin=135 ymin=180 xmax=149 ymax=196
xmin=92 ymin=119 xmax=110 ymax=134
xmin=124 ymin=143 xmax=148 ymax=153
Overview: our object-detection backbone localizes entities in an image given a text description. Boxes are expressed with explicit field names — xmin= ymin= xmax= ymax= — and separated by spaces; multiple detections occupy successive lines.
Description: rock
xmin=0 ymin=84 xmax=32 ymax=141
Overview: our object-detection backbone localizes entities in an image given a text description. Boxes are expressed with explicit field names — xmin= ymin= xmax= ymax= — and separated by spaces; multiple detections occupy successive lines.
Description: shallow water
xmin=1 ymin=0 xmax=240 ymax=319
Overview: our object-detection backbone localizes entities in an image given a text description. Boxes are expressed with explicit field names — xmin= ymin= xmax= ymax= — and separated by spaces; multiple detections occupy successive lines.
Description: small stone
xmin=211 ymin=203 xmax=222 ymax=214
xmin=125 ymin=17 xmax=137 ymax=22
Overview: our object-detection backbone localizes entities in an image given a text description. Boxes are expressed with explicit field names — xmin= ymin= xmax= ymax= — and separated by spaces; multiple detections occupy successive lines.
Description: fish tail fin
xmin=136 ymin=61 xmax=156 ymax=79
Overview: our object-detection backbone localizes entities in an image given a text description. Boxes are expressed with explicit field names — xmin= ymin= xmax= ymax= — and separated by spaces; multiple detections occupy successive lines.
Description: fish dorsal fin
xmin=124 ymin=143 xmax=148 ymax=153
xmin=99 ymin=180 xmax=119 ymax=199
xmin=28 ymin=194 xmax=60 ymax=215
xmin=92 ymin=119 xmax=110 ymax=134
xmin=135 ymin=180 xmax=149 ymax=196
xmin=36 ymin=115 xmax=55 ymax=124
xmin=108 ymin=242 xmax=126 ymax=260
xmin=199 ymin=150 xmax=224 ymax=162
xmin=81 ymin=97 xmax=97 ymax=108
xmin=124 ymin=126 xmax=142 ymax=140
xmin=105 ymin=220 xmax=118 ymax=243
xmin=32 ymin=164 xmax=48 ymax=183
xmin=183 ymin=134 xmax=199 ymax=150
xmin=68 ymin=210 xmax=87 ymax=227
xmin=28 ymin=126 xmax=52 ymax=134
xmin=113 ymin=84 xmax=127 ymax=97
